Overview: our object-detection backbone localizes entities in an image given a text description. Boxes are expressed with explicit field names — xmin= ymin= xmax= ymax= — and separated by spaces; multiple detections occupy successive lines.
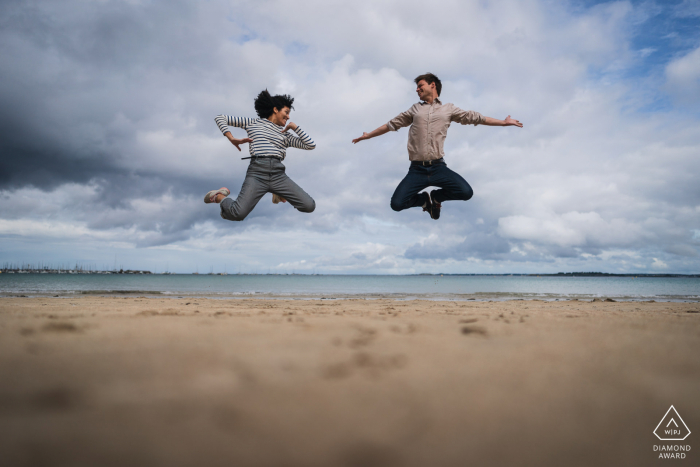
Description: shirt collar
xmin=263 ymin=118 xmax=284 ymax=129
xmin=420 ymin=97 xmax=442 ymax=105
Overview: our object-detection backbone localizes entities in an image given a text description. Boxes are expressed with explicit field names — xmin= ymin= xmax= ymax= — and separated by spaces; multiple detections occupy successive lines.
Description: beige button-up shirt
xmin=386 ymin=98 xmax=484 ymax=161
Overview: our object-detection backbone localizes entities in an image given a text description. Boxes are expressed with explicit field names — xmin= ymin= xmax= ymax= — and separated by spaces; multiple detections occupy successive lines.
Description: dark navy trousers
xmin=390 ymin=159 xmax=473 ymax=211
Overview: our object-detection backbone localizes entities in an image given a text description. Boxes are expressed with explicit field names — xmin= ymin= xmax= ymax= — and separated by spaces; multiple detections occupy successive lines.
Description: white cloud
xmin=497 ymin=211 xmax=647 ymax=248
xmin=666 ymin=45 xmax=700 ymax=104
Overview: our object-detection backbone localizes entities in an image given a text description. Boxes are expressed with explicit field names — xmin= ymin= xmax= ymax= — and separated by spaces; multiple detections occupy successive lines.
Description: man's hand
xmin=504 ymin=115 xmax=523 ymax=128
xmin=352 ymin=132 xmax=370 ymax=144
xmin=282 ymin=122 xmax=298 ymax=132
xmin=481 ymin=116 xmax=524 ymax=127
xmin=225 ymin=132 xmax=252 ymax=151
xmin=352 ymin=125 xmax=390 ymax=144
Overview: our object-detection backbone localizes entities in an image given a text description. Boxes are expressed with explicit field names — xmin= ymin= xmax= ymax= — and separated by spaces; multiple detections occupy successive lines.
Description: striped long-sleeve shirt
xmin=215 ymin=115 xmax=315 ymax=160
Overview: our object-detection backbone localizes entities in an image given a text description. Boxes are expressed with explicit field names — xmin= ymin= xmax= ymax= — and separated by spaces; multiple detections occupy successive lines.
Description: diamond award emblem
xmin=654 ymin=406 xmax=691 ymax=441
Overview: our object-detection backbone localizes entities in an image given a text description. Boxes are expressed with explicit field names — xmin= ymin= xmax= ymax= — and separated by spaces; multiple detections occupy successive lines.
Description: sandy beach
xmin=0 ymin=296 xmax=698 ymax=466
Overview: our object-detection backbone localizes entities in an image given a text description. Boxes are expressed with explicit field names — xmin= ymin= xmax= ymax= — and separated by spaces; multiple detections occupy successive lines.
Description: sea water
xmin=0 ymin=273 xmax=698 ymax=301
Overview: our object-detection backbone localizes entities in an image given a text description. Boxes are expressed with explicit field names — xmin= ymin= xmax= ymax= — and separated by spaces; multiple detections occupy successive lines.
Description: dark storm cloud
xmin=0 ymin=0 xmax=286 ymax=247
xmin=0 ymin=0 xmax=232 ymax=190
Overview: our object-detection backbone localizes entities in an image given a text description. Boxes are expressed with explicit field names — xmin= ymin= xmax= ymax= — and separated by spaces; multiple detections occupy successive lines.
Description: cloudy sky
xmin=1 ymin=0 xmax=699 ymax=274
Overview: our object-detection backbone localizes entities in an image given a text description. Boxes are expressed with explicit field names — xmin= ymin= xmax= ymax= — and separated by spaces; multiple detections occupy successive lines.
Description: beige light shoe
xmin=204 ymin=187 xmax=230 ymax=204
xmin=272 ymin=194 xmax=287 ymax=204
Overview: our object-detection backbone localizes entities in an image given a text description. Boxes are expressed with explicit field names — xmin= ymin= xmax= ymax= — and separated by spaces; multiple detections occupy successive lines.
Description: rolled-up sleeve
xmin=386 ymin=107 xmax=415 ymax=131
xmin=451 ymin=107 xmax=484 ymax=126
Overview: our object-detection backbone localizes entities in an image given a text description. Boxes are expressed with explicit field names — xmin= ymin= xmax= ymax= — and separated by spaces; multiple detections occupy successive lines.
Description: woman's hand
xmin=226 ymin=132 xmax=252 ymax=151
xmin=282 ymin=122 xmax=298 ymax=132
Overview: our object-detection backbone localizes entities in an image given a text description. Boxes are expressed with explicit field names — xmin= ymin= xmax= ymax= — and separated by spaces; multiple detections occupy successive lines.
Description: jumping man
xmin=352 ymin=73 xmax=523 ymax=219
xmin=206 ymin=90 xmax=316 ymax=221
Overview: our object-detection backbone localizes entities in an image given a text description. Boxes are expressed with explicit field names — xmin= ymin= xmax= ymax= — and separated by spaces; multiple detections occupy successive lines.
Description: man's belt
xmin=412 ymin=158 xmax=444 ymax=166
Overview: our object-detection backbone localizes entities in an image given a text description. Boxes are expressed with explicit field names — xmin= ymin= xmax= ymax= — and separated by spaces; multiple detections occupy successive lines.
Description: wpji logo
xmin=653 ymin=406 xmax=691 ymax=460
xmin=654 ymin=406 xmax=691 ymax=441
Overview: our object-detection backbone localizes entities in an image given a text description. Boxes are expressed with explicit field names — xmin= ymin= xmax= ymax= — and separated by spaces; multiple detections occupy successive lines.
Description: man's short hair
xmin=414 ymin=73 xmax=442 ymax=96
xmin=254 ymin=89 xmax=295 ymax=119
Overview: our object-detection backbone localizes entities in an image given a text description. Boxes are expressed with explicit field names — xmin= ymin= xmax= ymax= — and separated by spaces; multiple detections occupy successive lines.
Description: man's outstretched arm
xmin=481 ymin=115 xmax=523 ymax=128
xmin=353 ymin=107 xmax=414 ymax=143
xmin=352 ymin=124 xmax=391 ymax=144
xmin=451 ymin=108 xmax=523 ymax=128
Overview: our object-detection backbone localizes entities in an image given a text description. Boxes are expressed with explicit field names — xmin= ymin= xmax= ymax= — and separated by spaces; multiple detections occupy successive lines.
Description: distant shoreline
xmin=1 ymin=270 xmax=698 ymax=278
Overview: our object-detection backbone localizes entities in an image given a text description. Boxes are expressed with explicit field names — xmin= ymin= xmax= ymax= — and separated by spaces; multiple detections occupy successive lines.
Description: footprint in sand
xmin=41 ymin=322 xmax=81 ymax=333
xmin=348 ymin=326 xmax=377 ymax=348
xmin=136 ymin=309 xmax=181 ymax=316
xmin=461 ymin=325 xmax=487 ymax=336
xmin=338 ymin=441 xmax=402 ymax=467
xmin=321 ymin=352 xmax=408 ymax=380
xmin=30 ymin=387 xmax=83 ymax=411
xmin=389 ymin=323 xmax=418 ymax=334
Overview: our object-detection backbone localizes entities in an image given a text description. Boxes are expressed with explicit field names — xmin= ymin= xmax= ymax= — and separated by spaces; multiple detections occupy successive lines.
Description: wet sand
xmin=1 ymin=297 xmax=699 ymax=466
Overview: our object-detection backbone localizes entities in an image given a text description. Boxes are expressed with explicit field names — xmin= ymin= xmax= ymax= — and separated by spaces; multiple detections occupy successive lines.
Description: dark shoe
xmin=429 ymin=190 xmax=441 ymax=220
xmin=421 ymin=192 xmax=432 ymax=217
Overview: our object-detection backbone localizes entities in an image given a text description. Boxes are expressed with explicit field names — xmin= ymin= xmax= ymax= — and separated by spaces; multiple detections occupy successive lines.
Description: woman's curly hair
xmin=254 ymin=89 xmax=295 ymax=119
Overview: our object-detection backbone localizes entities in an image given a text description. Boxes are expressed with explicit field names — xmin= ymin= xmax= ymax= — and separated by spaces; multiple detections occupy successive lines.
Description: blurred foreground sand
xmin=1 ymin=297 xmax=699 ymax=466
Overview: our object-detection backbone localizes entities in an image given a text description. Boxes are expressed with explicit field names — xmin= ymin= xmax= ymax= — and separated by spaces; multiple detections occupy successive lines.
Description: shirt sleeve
xmin=214 ymin=115 xmax=257 ymax=135
xmin=285 ymin=126 xmax=316 ymax=150
xmin=451 ymin=106 xmax=484 ymax=126
xmin=386 ymin=106 xmax=415 ymax=131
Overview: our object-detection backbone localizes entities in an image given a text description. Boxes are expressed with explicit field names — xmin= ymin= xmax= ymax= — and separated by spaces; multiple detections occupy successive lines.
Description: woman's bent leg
xmin=220 ymin=172 xmax=268 ymax=221
xmin=270 ymin=164 xmax=315 ymax=213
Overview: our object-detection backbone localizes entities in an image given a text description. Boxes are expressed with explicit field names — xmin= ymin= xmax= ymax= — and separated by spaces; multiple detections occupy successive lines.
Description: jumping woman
xmin=206 ymin=90 xmax=316 ymax=221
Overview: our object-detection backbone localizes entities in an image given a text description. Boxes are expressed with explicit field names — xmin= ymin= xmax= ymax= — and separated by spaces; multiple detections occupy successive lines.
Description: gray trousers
xmin=220 ymin=157 xmax=315 ymax=221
